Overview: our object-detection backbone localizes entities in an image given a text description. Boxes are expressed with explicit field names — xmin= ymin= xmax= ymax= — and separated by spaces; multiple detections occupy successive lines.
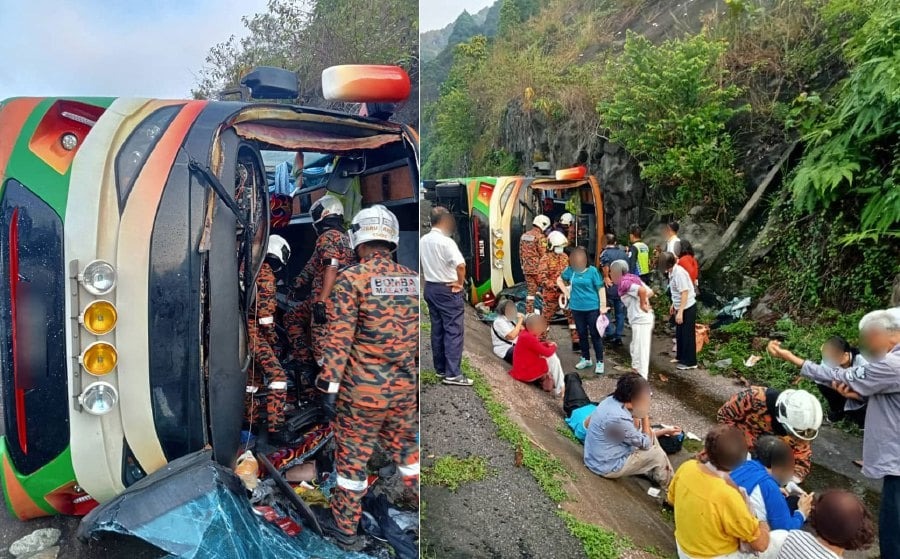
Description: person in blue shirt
xmin=583 ymin=373 xmax=679 ymax=493
xmin=557 ymin=247 xmax=608 ymax=374
xmin=730 ymin=435 xmax=813 ymax=531
xmin=563 ymin=372 xmax=597 ymax=442
xmin=600 ymin=234 xmax=629 ymax=346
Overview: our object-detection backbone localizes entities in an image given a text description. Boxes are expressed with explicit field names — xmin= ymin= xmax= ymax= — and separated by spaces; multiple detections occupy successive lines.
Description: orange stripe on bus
xmin=0 ymin=98 xmax=42 ymax=180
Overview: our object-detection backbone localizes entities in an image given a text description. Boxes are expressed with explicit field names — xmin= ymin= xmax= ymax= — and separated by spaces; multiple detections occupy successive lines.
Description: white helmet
xmin=310 ymin=194 xmax=344 ymax=223
xmin=267 ymin=234 xmax=291 ymax=266
xmin=560 ymin=212 xmax=575 ymax=226
xmin=533 ymin=214 xmax=551 ymax=231
xmin=547 ymin=230 xmax=568 ymax=249
xmin=776 ymin=389 xmax=823 ymax=441
xmin=349 ymin=205 xmax=400 ymax=249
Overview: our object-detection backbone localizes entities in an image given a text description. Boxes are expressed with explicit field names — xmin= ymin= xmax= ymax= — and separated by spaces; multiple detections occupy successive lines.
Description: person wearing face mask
xmin=814 ymin=336 xmax=868 ymax=426
xmin=731 ymin=436 xmax=812 ymax=531
xmin=768 ymin=308 xmax=900 ymax=557
xmin=491 ymin=299 xmax=525 ymax=364
xmin=583 ymin=373 xmax=679 ymax=493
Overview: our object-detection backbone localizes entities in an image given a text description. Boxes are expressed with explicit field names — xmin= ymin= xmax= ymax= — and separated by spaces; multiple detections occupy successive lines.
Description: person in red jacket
xmin=510 ymin=314 xmax=565 ymax=396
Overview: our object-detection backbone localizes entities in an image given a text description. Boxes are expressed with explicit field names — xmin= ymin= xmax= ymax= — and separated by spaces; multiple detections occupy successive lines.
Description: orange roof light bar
xmin=322 ymin=65 xmax=411 ymax=103
xmin=555 ymin=165 xmax=587 ymax=181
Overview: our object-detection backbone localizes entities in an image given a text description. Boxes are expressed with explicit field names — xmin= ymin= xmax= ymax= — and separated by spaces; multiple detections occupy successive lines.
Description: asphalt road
xmin=420 ymin=329 xmax=587 ymax=559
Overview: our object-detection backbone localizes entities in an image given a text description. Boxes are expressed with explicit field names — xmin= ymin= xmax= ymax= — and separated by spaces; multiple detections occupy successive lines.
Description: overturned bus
xmin=0 ymin=65 xmax=418 ymax=519
xmin=422 ymin=167 xmax=605 ymax=306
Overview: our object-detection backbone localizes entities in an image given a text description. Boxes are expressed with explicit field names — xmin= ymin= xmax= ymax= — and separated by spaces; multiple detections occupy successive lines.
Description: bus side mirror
xmin=241 ymin=67 xmax=299 ymax=100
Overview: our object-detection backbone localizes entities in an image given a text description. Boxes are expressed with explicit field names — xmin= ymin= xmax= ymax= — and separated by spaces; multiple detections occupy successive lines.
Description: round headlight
xmin=492 ymin=228 xmax=503 ymax=238
xmin=81 ymin=260 xmax=116 ymax=295
xmin=60 ymin=133 xmax=78 ymax=151
xmin=81 ymin=300 xmax=118 ymax=335
xmin=493 ymin=260 xmax=504 ymax=269
xmin=494 ymin=238 xmax=504 ymax=248
xmin=80 ymin=342 xmax=118 ymax=376
xmin=79 ymin=382 xmax=118 ymax=415
xmin=494 ymin=249 xmax=505 ymax=259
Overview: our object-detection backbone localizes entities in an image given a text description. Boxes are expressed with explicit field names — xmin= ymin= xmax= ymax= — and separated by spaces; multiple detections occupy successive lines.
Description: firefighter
xmin=316 ymin=205 xmax=419 ymax=550
xmin=285 ymin=194 xmax=355 ymax=365
xmin=245 ymin=235 xmax=291 ymax=441
xmin=520 ymin=214 xmax=551 ymax=313
xmin=553 ymin=212 xmax=576 ymax=244
xmin=540 ymin=230 xmax=580 ymax=350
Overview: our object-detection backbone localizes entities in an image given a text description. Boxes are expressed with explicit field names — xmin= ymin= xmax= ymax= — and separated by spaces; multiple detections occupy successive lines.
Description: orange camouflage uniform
xmin=538 ymin=250 xmax=579 ymax=344
xmin=285 ymin=228 xmax=355 ymax=363
xmin=245 ymin=262 xmax=288 ymax=433
xmin=318 ymin=250 xmax=419 ymax=536
xmin=519 ymin=226 xmax=547 ymax=314
xmin=717 ymin=386 xmax=812 ymax=481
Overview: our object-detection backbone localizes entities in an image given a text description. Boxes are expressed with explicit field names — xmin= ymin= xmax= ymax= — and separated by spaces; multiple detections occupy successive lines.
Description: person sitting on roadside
xmin=609 ymin=259 xmax=655 ymax=379
xmin=731 ymin=436 xmax=812 ymax=531
xmin=583 ymin=373 xmax=679 ymax=492
xmin=491 ymin=299 xmax=525 ymax=365
xmin=717 ymin=386 xmax=823 ymax=483
xmin=509 ymin=314 xmax=565 ymax=396
xmin=563 ymin=372 xmax=598 ymax=443
xmin=814 ymin=335 xmax=868 ymax=426
xmin=776 ymin=490 xmax=875 ymax=559
xmin=669 ymin=425 xmax=774 ymax=559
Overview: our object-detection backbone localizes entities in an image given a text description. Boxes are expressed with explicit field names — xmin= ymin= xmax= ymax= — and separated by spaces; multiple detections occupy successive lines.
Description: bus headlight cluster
xmin=80 ymin=342 xmax=118 ymax=376
xmin=492 ymin=228 xmax=503 ymax=238
xmin=79 ymin=382 xmax=119 ymax=416
xmin=80 ymin=260 xmax=117 ymax=295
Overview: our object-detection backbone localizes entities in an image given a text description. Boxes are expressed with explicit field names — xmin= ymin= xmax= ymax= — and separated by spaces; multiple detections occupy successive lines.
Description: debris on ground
xmin=8 ymin=528 xmax=60 ymax=558
xmin=713 ymin=358 xmax=733 ymax=369
xmin=744 ymin=355 xmax=762 ymax=367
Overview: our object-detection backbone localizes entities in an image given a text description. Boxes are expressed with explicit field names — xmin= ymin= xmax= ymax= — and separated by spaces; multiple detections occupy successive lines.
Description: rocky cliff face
xmin=499 ymin=98 xmax=647 ymax=237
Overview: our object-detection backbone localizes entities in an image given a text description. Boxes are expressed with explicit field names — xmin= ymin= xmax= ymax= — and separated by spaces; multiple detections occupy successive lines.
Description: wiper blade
xmin=188 ymin=159 xmax=249 ymax=229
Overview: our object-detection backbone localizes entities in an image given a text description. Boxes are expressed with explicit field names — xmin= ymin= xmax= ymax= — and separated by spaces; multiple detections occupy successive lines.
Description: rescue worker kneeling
xmin=245 ymin=235 xmax=291 ymax=442
xmin=315 ymin=205 xmax=419 ymax=550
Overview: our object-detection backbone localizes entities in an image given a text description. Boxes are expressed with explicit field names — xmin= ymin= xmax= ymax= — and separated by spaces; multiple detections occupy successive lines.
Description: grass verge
xmin=556 ymin=421 xmax=582 ymax=444
xmin=422 ymin=455 xmax=491 ymax=491
xmin=558 ymin=511 xmax=633 ymax=559
xmin=421 ymin=369 xmax=441 ymax=386
xmin=461 ymin=358 xmax=571 ymax=502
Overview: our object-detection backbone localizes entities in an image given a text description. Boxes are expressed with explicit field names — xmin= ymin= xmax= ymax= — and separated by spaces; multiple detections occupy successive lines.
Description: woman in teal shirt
xmin=557 ymin=247 xmax=608 ymax=374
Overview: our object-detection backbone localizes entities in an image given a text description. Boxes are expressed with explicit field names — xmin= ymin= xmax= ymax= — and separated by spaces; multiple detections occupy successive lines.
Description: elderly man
xmin=768 ymin=308 xmax=900 ymax=557
xmin=420 ymin=206 xmax=473 ymax=386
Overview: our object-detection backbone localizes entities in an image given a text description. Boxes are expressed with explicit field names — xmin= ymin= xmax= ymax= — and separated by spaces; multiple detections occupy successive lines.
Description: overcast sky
xmin=420 ymin=0 xmax=495 ymax=32
xmin=0 ymin=0 xmax=267 ymax=100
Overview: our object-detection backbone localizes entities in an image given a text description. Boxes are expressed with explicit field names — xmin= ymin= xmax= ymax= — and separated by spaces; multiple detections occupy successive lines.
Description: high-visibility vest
xmin=631 ymin=242 xmax=650 ymax=275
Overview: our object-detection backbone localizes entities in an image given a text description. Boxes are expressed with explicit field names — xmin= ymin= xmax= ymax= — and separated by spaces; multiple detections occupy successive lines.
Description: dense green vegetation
xmin=422 ymin=0 xmax=898 ymax=312
xmin=422 ymin=455 xmax=491 ymax=491
xmin=193 ymin=0 xmax=417 ymax=122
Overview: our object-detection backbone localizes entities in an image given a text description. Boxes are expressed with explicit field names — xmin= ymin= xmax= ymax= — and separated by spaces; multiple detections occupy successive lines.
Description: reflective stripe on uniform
xmin=328 ymin=258 xmax=341 ymax=267
xmin=246 ymin=385 xmax=259 ymax=394
xmin=268 ymin=381 xmax=288 ymax=390
xmin=526 ymin=295 xmax=535 ymax=301
xmin=569 ymin=324 xmax=577 ymax=329
xmin=398 ymin=462 xmax=419 ymax=477
xmin=258 ymin=316 xmax=274 ymax=325
xmin=326 ymin=381 xmax=340 ymax=394
xmin=336 ymin=475 xmax=368 ymax=492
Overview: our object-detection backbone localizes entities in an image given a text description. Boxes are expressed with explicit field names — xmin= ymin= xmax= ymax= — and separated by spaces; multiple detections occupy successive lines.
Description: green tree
xmin=597 ymin=32 xmax=748 ymax=217
xmin=790 ymin=0 xmax=900 ymax=242
xmin=448 ymin=10 xmax=480 ymax=46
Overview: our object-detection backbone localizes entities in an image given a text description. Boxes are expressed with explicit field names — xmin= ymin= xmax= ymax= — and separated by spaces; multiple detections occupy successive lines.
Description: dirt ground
xmin=428 ymin=305 xmax=880 ymax=559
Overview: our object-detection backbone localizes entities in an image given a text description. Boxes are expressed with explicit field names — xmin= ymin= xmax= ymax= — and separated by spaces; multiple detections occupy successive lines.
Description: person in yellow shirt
xmin=668 ymin=425 xmax=774 ymax=559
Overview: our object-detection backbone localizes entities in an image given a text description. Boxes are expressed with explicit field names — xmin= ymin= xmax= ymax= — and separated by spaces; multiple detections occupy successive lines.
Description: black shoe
xmin=317 ymin=509 xmax=366 ymax=551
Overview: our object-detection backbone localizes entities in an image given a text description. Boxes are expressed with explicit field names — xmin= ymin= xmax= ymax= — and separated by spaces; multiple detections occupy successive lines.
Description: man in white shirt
xmin=420 ymin=206 xmax=473 ymax=386
xmin=491 ymin=300 xmax=524 ymax=364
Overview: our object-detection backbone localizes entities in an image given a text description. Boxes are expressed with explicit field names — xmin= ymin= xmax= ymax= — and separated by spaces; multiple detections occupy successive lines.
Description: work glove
xmin=313 ymin=301 xmax=327 ymax=324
